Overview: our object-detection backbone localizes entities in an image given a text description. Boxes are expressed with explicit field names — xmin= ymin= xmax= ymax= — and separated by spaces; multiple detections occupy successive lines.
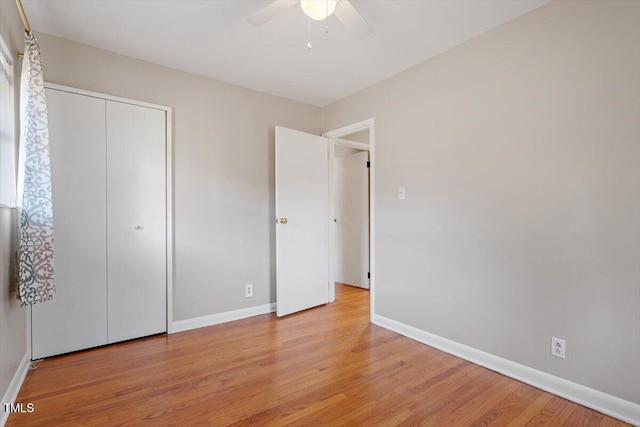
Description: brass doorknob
xmin=279 ymin=217 xmax=288 ymax=224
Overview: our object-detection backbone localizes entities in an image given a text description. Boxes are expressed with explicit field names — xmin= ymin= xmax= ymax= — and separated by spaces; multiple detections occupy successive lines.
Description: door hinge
xmin=366 ymin=161 xmax=370 ymax=168
xmin=367 ymin=272 xmax=370 ymax=279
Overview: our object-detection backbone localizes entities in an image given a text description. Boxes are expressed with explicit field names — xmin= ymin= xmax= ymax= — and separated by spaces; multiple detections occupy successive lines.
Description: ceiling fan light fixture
xmin=301 ymin=0 xmax=337 ymax=21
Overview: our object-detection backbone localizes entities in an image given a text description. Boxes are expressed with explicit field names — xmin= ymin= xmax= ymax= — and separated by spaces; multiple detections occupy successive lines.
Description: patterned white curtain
xmin=16 ymin=32 xmax=55 ymax=305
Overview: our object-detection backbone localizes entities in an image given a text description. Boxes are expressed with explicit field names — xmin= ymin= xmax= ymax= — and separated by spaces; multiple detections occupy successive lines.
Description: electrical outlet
xmin=245 ymin=283 xmax=254 ymax=298
xmin=551 ymin=337 xmax=566 ymax=359
xmin=398 ymin=186 xmax=406 ymax=200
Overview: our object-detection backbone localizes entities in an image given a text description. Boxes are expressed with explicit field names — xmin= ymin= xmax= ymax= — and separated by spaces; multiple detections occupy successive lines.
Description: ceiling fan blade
xmin=247 ymin=0 xmax=299 ymax=26
xmin=334 ymin=0 xmax=372 ymax=39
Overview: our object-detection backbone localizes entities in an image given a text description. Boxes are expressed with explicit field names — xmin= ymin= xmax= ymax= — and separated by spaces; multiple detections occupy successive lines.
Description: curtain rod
xmin=15 ymin=0 xmax=31 ymax=58
xmin=15 ymin=0 xmax=32 ymax=34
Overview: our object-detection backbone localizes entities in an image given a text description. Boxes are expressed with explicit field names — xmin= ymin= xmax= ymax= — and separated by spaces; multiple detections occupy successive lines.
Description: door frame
xmin=323 ymin=119 xmax=375 ymax=322
xmin=41 ymin=82 xmax=174 ymax=336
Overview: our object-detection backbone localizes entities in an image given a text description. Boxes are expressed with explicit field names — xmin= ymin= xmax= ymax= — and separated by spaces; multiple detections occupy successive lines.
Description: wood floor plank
xmin=7 ymin=285 xmax=630 ymax=426
xmin=524 ymin=395 xmax=584 ymax=426
xmin=504 ymin=390 xmax=556 ymax=426
xmin=312 ymin=353 xmax=459 ymax=425
xmin=397 ymin=367 xmax=507 ymax=426
xmin=566 ymin=404 xmax=605 ymax=427
xmin=465 ymin=382 xmax=544 ymax=427
xmin=437 ymin=374 xmax=523 ymax=426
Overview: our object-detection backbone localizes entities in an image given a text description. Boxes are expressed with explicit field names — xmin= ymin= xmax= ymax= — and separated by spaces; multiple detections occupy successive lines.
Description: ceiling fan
xmin=248 ymin=0 xmax=372 ymax=40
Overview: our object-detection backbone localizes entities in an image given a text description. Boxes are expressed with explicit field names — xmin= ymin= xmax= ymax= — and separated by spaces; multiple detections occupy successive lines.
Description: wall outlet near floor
xmin=551 ymin=337 xmax=566 ymax=359
xmin=245 ymin=283 xmax=254 ymax=298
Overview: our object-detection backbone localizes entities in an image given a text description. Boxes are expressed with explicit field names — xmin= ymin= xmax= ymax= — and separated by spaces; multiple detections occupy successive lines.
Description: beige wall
xmin=0 ymin=0 xmax=27 ymax=403
xmin=322 ymin=0 xmax=640 ymax=404
xmin=35 ymin=33 xmax=322 ymax=321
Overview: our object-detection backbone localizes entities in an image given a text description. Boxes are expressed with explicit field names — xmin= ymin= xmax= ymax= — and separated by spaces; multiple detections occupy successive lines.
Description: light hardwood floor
xmin=9 ymin=285 xmax=629 ymax=426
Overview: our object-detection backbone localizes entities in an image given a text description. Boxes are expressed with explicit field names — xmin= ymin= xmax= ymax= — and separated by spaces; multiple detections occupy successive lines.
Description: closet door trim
xmin=43 ymin=82 xmax=174 ymax=334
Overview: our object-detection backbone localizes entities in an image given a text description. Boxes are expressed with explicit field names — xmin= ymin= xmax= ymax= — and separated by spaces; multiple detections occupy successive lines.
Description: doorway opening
xmin=323 ymin=119 xmax=375 ymax=322
xmin=333 ymin=146 xmax=369 ymax=290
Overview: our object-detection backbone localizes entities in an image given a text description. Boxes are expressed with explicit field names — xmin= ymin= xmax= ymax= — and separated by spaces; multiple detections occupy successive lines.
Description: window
xmin=0 ymin=36 xmax=16 ymax=207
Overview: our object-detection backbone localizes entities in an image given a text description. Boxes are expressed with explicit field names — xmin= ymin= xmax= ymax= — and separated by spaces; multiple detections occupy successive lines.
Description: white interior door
xmin=334 ymin=151 xmax=369 ymax=289
xmin=106 ymin=101 xmax=167 ymax=343
xmin=32 ymin=89 xmax=108 ymax=359
xmin=276 ymin=126 xmax=329 ymax=317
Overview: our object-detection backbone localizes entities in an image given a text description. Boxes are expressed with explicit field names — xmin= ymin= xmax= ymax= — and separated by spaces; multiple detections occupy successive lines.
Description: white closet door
xmin=32 ymin=89 xmax=108 ymax=359
xmin=106 ymin=101 xmax=167 ymax=343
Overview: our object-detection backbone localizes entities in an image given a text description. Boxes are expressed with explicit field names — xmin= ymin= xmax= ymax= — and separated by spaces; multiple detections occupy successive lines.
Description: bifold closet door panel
xmin=106 ymin=101 xmax=167 ymax=344
xmin=32 ymin=89 xmax=108 ymax=359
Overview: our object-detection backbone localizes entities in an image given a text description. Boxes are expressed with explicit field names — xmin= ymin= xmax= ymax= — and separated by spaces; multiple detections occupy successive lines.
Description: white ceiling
xmin=22 ymin=0 xmax=549 ymax=107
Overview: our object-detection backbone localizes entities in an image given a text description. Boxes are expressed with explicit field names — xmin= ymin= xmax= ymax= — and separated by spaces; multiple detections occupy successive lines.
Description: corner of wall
xmin=0 ymin=352 xmax=30 ymax=427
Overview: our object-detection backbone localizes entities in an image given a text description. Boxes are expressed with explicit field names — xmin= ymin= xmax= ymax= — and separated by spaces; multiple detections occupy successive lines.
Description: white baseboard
xmin=373 ymin=314 xmax=640 ymax=426
xmin=171 ymin=303 xmax=276 ymax=334
xmin=1 ymin=352 xmax=30 ymax=427
xmin=340 ymin=283 xmax=370 ymax=290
